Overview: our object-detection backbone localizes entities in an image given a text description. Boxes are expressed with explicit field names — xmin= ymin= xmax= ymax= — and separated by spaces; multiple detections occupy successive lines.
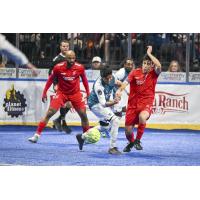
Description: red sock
xmin=82 ymin=125 xmax=90 ymax=133
xmin=125 ymin=132 xmax=135 ymax=143
xmin=36 ymin=121 xmax=47 ymax=135
xmin=136 ymin=123 xmax=146 ymax=140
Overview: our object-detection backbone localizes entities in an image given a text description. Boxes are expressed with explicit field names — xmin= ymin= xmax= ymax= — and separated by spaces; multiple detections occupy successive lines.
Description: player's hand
xmin=115 ymin=90 xmax=122 ymax=99
xmin=147 ymin=46 xmax=152 ymax=55
xmin=113 ymin=97 xmax=120 ymax=104
xmin=27 ymin=63 xmax=39 ymax=76
xmin=42 ymin=94 xmax=47 ymax=103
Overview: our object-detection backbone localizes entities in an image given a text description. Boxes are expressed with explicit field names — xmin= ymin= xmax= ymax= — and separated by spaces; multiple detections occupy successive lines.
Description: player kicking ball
xmin=76 ymin=66 xmax=122 ymax=155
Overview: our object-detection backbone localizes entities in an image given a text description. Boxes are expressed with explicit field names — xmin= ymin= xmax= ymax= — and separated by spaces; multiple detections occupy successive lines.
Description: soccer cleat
xmin=133 ymin=139 xmax=143 ymax=150
xmin=53 ymin=119 xmax=62 ymax=132
xmin=123 ymin=142 xmax=134 ymax=152
xmin=28 ymin=133 xmax=40 ymax=143
xmin=76 ymin=134 xmax=84 ymax=150
xmin=108 ymin=147 xmax=121 ymax=155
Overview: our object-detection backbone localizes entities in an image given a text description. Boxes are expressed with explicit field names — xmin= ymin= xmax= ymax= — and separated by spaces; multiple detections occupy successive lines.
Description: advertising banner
xmin=0 ymin=79 xmax=200 ymax=130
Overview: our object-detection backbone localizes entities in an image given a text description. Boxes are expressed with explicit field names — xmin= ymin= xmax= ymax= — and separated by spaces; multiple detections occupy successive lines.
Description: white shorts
xmin=90 ymin=103 xmax=115 ymax=122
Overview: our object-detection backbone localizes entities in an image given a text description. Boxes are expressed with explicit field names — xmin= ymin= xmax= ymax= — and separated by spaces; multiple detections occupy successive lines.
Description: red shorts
xmin=50 ymin=91 xmax=86 ymax=111
xmin=125 ymin=103 xmax=152 ymax=126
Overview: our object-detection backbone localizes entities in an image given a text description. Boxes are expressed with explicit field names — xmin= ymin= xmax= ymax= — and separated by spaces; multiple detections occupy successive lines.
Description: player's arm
xmin=42 ymin=72 xmax=56 ymax=103
xmin=147 ymin=46 xmax=162 ymax=75
xmin=95 ymin=86 xmax=119 ymax=108
xmin=115 ymin=79 xmax=129 ymax=98
xmin=80 ymin=69 xmax=90 ymax=98
xmin=0 ymin=34 xmax=38 ymax=75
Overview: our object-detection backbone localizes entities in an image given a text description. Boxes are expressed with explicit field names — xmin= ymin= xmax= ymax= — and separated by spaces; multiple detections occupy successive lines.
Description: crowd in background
xmin=1 ymin=33 xmax=200 ymax=72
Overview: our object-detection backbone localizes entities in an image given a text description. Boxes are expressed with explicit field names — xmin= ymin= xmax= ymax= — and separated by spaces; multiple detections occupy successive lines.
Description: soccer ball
xmin=84 ymin=128 xmax=101 ymax=144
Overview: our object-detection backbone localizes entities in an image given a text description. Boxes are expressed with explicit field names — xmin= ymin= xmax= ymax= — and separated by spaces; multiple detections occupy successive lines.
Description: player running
xmin=28 ymin=50 xmax=90 ymax=143
xmin=116 ymin=46 xmax=162 ymax=152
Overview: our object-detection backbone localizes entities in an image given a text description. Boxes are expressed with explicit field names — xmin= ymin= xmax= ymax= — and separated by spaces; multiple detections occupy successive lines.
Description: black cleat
xmin=62 ymin=124 xmax=72 ymax=134
xmin=123 ymin=142 xmax=134 ymax=152
xmin=108 ymin=147 xmax=121 ymax=155
xmin=76 ymin=134 xmax=84 ymax=150
xmin=53 ymin=119 xmax=62 ymax=132
xmin=133 ymin=139 xmax=143 ymax=150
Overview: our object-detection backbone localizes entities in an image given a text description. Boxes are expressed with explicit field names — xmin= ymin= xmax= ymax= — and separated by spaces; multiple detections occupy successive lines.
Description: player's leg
xmin=53 ymin=103 xmax=71 ymax=133
xmin=61 ymin=101 xmax=72 ymax=134
xmin=28 ymin=92 xmax=64 ymax=143
xmin=28 ymin=107 xmax=58 ymax=143
xmin=133 ymin=110 xmax=150 ymax=150
xmin=123 ymin=108 xmax=137 ymax=152
xmin=88 ymin=104 xmax=121 ymax=154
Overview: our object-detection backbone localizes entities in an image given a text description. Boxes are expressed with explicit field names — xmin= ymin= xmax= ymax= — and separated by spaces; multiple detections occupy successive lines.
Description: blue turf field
xmin=0 ymin=126 xmax=200 ymax=166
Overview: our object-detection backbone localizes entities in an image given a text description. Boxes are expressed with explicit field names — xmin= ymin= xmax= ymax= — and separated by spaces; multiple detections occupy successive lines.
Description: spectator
xmin=167 ymin=60 xmax=182 ymax=72
xmin=91 ymin=56 xmax=102 ymax=70
xmin=0 ymin=54 xmax=6 ymax=68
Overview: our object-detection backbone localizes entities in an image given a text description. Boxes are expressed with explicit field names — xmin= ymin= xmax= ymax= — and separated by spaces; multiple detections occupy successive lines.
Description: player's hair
xmin=60 ymin=40 xmax=69 ymax=46
xmin=100 ymin=66 xmax=112 ymax=78
xmin=142 ymin=54 xmax=151 ymax=61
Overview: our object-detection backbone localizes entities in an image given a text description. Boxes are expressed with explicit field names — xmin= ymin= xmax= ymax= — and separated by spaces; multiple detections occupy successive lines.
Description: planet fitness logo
xmin=3 ymin=84 xmax=27 ymax=118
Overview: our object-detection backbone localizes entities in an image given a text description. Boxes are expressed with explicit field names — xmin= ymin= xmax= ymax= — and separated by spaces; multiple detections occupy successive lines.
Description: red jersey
xmin=127 ymin=67 xmax=159 ymax=109
xmin=42 ymin=61 xmax=90 ymax=97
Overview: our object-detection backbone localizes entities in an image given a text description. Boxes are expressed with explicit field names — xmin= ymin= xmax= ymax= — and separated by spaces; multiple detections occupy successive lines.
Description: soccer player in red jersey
xmin=116 ymin=46 xmax=162 ymax=152
xmin=28 ymin=50 xmax=90 ymax=143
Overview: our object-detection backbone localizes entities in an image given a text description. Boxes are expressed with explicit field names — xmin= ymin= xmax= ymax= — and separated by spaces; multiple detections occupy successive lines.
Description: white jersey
xmin=0 ymin=34 xmax=29 ymax=66
xmin=114 ymin=68 xmax=129 ymax=82
xmin=88 ymin=75 xmax=116 ymax=108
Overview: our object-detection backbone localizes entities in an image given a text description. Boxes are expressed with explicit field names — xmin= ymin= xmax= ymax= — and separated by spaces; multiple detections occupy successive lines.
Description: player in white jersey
xmin=113 ymin=58 xmax=135 ymax=116
xmin=76 ymin=66 xmax=123 ymax=155
xmin=0 ymin=34 xmax=38 ymax=74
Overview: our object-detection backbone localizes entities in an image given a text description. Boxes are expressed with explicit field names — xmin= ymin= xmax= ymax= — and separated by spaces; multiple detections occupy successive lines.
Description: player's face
xmin=142 ymin=60 xmax=152 ymax=74
xmin=102 ymin=74 xmax=112 ymax=84
xmin=124 ymin=60 xmax=134 ymax=72
xmin=60 ymin=42 xmax=69 ymax=54
xmin=66 ymin=52 xmax=76 ymax=67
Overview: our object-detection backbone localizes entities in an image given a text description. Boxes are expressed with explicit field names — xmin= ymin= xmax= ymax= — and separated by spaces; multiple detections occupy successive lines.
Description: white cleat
xmin=28 ymin=133 xmax=40 ymax=143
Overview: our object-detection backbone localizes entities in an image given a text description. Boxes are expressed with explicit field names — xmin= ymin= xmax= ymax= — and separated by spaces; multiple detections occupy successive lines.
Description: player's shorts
xmin=50 ymin=91 xmax=85 ymax=111
xmin=125 ymin=103 xmax=152 ymax=126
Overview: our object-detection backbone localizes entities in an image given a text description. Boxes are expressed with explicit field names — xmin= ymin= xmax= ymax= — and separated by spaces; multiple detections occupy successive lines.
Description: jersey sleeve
xmin=128 ymin=70 xmax=135 ymax=83
xmin=80 ymin=67 xmax=90 ymax=97
xmin=94 ymin=84 xmax=106 ymax=106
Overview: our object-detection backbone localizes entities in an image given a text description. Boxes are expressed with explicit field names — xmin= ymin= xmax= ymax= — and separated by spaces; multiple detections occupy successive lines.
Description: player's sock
xmin=82 ymin=125 xmax=90 ymax=133
xmin=136 ymin=123 xmax=146 ymax=140
xmin=36 ymin=121 xmax=47 ymax=135
xmin=125 ymin=132 xmax=135 ymax=143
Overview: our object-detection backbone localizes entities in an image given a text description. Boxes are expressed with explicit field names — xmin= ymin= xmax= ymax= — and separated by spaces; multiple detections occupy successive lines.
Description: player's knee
xmin=111 ymin=116 xmax=120 ymax=126
xmin=125 ymin=126 xmax=132 ymax=134
xmin=99 ymin=120 xmax=110 ymax=130
xmin=46 ymin=108 xmax=56 ymax=119
xmin=139 ymin=112 xmax=149 ymax=123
